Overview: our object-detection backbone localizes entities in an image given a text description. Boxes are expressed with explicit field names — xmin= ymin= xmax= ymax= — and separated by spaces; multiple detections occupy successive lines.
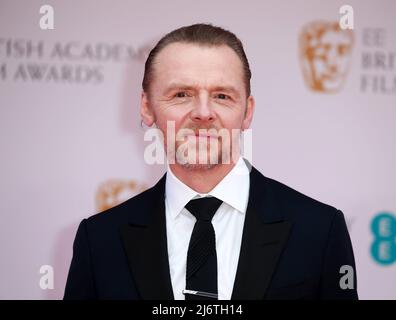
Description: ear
xmin=242 ymin=95 xmax=255 ymax=130
xmin=140 ymin=91 xmax=156 ymax=126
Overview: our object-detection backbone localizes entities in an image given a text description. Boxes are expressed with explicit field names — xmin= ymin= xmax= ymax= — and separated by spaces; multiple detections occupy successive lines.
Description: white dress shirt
xmin=164 ymin=156 xmax=250 ymax=300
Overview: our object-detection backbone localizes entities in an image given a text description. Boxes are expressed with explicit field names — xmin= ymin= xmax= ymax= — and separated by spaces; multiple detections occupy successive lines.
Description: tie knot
xmin=185 ymin=196 xmax=223 ymax=221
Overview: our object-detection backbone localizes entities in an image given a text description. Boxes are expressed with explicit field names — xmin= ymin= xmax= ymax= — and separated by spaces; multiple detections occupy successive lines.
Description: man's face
xmin=141 ymin=42 xmax=254 ymax=169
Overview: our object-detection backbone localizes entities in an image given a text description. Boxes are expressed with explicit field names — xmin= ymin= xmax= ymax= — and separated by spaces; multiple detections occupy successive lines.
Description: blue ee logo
xmin=371 ymin=212 xmax=396 ymax=265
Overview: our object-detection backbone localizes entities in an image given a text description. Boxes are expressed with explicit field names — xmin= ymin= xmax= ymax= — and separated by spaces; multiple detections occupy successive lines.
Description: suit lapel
xmin=231 ymin=164 xmax=293 ymax=299
xmin=120 ymin=173 xmax=174 ymax=300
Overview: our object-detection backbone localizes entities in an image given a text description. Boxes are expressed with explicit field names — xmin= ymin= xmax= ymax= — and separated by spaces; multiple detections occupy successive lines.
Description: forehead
xmin=152 ymin=42 xmax=245 ymax=89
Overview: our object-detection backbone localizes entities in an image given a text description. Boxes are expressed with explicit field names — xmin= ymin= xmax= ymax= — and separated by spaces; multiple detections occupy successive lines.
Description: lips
xmin=179 ymin=127 xmax=220 ymax=139
xmin=186 ymin=133 xmax=218 ymax=139
xmin=197 ymin=133 xmax=217 ymax=137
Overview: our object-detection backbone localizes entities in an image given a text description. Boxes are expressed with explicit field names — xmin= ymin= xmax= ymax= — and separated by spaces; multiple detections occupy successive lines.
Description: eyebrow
xmin=163 ymin=83 xmax=241 ymax=98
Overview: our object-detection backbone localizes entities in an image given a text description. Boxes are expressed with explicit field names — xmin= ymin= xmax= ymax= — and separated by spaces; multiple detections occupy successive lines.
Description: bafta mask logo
xmin=96 ymin=179 xmax=147 ymax=212
xmin=299 ymin=21 xmax=354 ymax=93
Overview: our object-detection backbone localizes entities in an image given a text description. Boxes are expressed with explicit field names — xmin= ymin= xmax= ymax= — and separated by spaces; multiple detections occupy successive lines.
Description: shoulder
xmin=253 ymin=167 xmax=342 ymax=226
xmin=83 ymin=174 xmax=165 ymax=231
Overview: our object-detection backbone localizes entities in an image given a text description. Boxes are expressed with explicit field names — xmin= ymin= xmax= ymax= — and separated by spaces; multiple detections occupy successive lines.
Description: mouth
xmin=185 ymin=133 xmax=219 ymax=139
xmin=178 ymin=126 xmax=221 ymax=140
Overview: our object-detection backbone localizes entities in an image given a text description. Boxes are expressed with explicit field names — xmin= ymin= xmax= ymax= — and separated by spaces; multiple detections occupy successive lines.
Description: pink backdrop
xmin=0 ymin=0 xmax=395 ymax=299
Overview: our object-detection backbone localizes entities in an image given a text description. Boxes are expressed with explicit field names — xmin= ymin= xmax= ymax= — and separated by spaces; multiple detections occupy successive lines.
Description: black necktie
xmin=184 ymin=196 xmax=223 ymax=300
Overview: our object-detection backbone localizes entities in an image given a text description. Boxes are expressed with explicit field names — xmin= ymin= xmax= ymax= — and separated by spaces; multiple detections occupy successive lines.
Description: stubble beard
xmin=174 ymin=137 xmax=224 ymax=171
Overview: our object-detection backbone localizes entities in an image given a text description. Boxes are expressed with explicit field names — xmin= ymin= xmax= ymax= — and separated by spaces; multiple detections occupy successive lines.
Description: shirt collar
xmin=165 ymin=156 xmax=250 ymax=219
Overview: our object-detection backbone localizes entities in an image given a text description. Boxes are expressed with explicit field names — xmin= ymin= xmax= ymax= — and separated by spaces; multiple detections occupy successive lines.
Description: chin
xmin=175 ymin=153 xmax=223 ymax=170
xmin=178 ymin=163 xmax=219 ymax=171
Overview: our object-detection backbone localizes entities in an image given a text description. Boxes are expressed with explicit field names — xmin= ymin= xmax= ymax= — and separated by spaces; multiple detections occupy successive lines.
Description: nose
xmin=189 ymin=93 xmax=216 ymax=123
xmin=327 ymin=47 xmax=339 ymax=64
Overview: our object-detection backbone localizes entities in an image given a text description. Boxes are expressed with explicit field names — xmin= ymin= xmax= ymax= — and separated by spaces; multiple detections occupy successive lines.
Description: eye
xmin=215 ymin=93 xmax=230 ymax=100
xmin=174 ymin=91 xmax=189 ymax=98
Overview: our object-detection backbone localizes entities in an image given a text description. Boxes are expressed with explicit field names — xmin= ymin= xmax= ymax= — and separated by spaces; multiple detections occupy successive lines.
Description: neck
xmin=168 ymin=159 xmax=239 ymax=194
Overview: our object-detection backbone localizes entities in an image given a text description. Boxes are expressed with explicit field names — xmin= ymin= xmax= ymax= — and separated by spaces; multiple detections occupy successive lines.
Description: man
xmin=64 ymin=23 xmax=358 ymax=300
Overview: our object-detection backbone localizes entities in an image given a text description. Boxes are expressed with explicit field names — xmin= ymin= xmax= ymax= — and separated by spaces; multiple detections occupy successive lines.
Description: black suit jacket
xmin=64 ymin=162 xmax=358 ymax=300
